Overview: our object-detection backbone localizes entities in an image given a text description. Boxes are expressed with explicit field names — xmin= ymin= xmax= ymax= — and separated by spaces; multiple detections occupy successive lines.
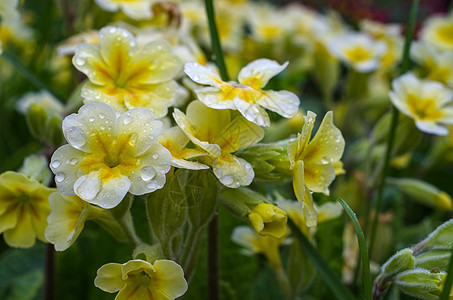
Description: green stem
xmin=204 ymin=0 xmax=229 ymax=81
xmin=440 ymin=247 xmax=453 ymax=300
xmin=288 ymin=219 xmax=357 ymax=300
xmin=1 ymin=51 xmax=64 ymax=102
xmin=108 ymin=194 xmax=142 ymax=248
xmin=207 ymin=215 xmax=219 ymax=300
xmin=368 ymin=0 xmax=419 ymax=260
xmin=338 ymin=199 xmax=372 ymax=300
xmin=181 ymin=226 xmax=204 ymax=279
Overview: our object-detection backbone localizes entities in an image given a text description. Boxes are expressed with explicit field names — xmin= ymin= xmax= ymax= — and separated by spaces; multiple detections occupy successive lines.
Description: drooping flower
xmin=94 ymin=0 xmax=154 ymax=20
xmin=389 ymin=73 xmax=453 ymax=135
xmin=0 ymin=171 xmax=53 ymax=248
xmin=421 ymin=12 xmax=453 ymax=51
xmin=327 ymin=32 xmax=387 ymax=73
xmin=184 ymin=59 xmax=300 ymax=127
xmin=287 ymin=111 xmax=345 ymax=226
xmin=173 ymin=100 xmax=264 ymax=188
xmin=50 ymin=101 xmax=171 ymax=209
xmin=248 ymin=203 xmax=287 ymax=238
xmin=73 ymin=26 xmax=182 ymax=117
xmin=158 ymin=126 xmax=209 ymax=170
xmin=95 ymin=259 xmax=188 ymax=300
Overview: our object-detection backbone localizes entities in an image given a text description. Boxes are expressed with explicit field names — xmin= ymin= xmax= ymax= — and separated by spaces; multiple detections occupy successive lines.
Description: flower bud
xmin=26 ymin=102 xmax=48 ymax=141
xmin=248 ymin=203 xmax=287 ymax=238
xmin=18 ymin=155 xmax=51 ymax=186
xmin=47 ymin=114 xmax=64 ymax=146
xmin=413 ymin=219 xmax=453 ymax=253
xmin=394 ymin=268 xmax=444 ymax=300
xmin=415 ymin=249 xmax=451 ymax=272
xmin=381 ymin=248 xmax=415 ymax=277
xmin=220 ymin=187 xmax=267 ymax=219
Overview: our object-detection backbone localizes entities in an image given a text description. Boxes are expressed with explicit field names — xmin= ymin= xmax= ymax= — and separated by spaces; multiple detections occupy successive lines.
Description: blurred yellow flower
xmin=50 ymin=101 xmax=171 ymax=209
xmin=288 ymin=111 xmax=345 ymax=226
xmin=389 ymin=73 xmax=453 ymax=135
xmin=327 ymin=32 xmax=386 ymax=73
xmin=0 ymin=171 xmax=53 ymax=248
xmin=248 ymin=203 xmax=287 ymax=238
xmin=184 ymin=59 xmax=300 ymax=127
xmin=412 ymin=42 xmax=453 ymax=88
xmin=73 ymin=26 xmax=182 ymax=117
xmin=173 ymin=100 xmax=264 ymax=187
xmin=94 ymin=0 xmax=154 ymax=20
xmin=421 ymin=12 xmax=453 ymax=51
xmin=95 ymin=259 xmax=188 ymax=300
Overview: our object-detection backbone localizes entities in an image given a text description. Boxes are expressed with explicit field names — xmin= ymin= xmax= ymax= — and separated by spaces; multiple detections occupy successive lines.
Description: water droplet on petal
xmin=152 ymin=153 xmax=159 ymax=159
xmin=141 ymin=166 xmax=157 ymax=181
xmin=88 ymin=117 xmax=95 ymax=122
xmin=75 ymin=57 xmax=85 ymax=66
xmin=123 ymin=115 xmax=133 ymax=125
xmin=99 ymin=113 xmax=105 ymax=119
xmin=55 ymin=172 xmax=65 ymax=183
xmin=222 ymin=175 xmax=234 ymax=186
xmin=51 ymin=160 xmax=61 ymax=169
xmin=66 ymin=126 xmax=86 ymax=148
xmin=70 ymin=158 xmax=79 ymax=165
xmin=129 ymin=133 xmax=138 ymax=146
xmin=100 ymin=125 xmax=106 ymax=130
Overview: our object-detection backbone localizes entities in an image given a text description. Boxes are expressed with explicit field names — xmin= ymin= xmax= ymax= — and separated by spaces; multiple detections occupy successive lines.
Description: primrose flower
xmin=232 ymin=226 xmax=288 ymax=270
xmin=0 ymin=171 xmax=53 ymax=248
xmin=173 ymin=100 xmax=264 ymax=188
xmin=185 ymin=59 xmax=300 ymax=127
xmin=16 ymin=90 xmax=64 ymax=115
xmin=327 ymin=33 xmax=387 ymax=73
xmin=158 ymin=126 xmax=209 ymax=170
xmin=94 ymin=0 xmax=154 ymax=20
xmin=95 ymin=259 xmax=188 ymax=300
xmin=389 ymin=73 xmax=453 ymax=135
xmin=248 ymin=5 xmax=291 ymax=43
xmin=73 ymin=26 xmax=182 ymax=117
xmin=411 ymin=42 xmax=453 ymax=87
xmin=248 ymin=203 xmax=287 ymax=238
xmin=50 ymin=101 xmax=171 ymax=209
xmin=288 ymin=111 xmax=345 ymax=226
xmin=421 ymin=13 xmax=453 ymax=51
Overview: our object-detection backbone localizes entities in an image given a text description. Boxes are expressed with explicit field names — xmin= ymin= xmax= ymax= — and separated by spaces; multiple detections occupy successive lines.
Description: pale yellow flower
xmin=95 ymin=259 xmax=188 ymax=300
xmin=389 ymin=73 xmax=453 ymax=135
xmin=421 ymin=13 xmax=453 ymax=51
xmin=288 ymin=111 xmax=345 ymax=226
xmin=50 ymin=101 xmax=172 ymax=209
xmin=16 ymin=90 xmax=64 ymax=115
xmin=173 ymin=100 xmax=264 ymax=187
xmin=185 ymin=59 xmax=300 ymax=127
xmin=94 ymin=0 xmax=154 ymax=20
xmin=73 ymin=26 xmax=182 ymax=117
xmin=158 ymin=126 xmax=209 ymax=170
xmin=327 ymin=32 xmax=386 ymax=73
xmin=411 ymin=42 xmax=453 ymax=88
xmin=0 ymin=171 xmax=53 ymax=248
xmin=248 ymin=203 xmax=287 ymax=238
xmin=248 ymin=4 xmax=291 ymax=43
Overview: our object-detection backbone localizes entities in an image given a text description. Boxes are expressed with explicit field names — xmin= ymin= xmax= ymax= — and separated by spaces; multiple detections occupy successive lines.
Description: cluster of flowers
xmin=1 ymin=0 xmax=453 ymax=298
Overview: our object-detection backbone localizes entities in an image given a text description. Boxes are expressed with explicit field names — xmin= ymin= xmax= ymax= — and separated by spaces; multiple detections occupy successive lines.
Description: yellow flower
xmin=158 ymin=126 xmax=209 ymax=170
xmin=94 ymin=0 xmax=154 ymax=20
xmin=0 ymin=171 xmax=53 ymax=248
xmin=389 ymin=73 xmax=453 ymax=135
xmin=327 ymin=32 xmax=386 ymax=73
xmin=248 ymin=4 xmax=291 ymax=43
xmin=184 ymin=59 xmax=300 ymax=127
xmin=248 ymin=203 xmax=287 ymax=238
xmin=95 ymin=259 xmax=188 ymax=300
xmin=16 ymin=90 xmax=64 ymax=115
xmin=231 ymin=226 xmax=288 ymax=270
xmin=288 ymin=111 xmax=345 ymax=226
xmin=173 ymin=100 xmax=264 ymax=187
xmin=411 ymin=42 xmax=453 ymax=88
xmin=50 ymin=101 xmax=172 ymax=209
xmin=421 ymin=13 xmax=453 ymax=51
xmin=73 ymin=26 xmax=182 ymax=117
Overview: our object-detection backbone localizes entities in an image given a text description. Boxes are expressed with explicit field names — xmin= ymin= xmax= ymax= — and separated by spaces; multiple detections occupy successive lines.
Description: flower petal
xmin=95 ymin=175 xmax=131 ymax=209
xmin=3 ymin=211 xmax=36 ymax=248
xmin=153 ymin=260 xmax=188 ymax=298
xmin=94 ymin=262 xmax=124 ymax=293
xmin=99 ymin=27 xmax=137 ymax=68
xmin=216 ymin=116 xmax=264 ymax=152
xmin=73 ymin=44 xmax=107 ymax=85
xmin=258 ymin=90 xmax=300 ymax=118
xmin=304 ymin=162 xmax=336 ymax=194
xmin=184 ymin=61 xmax=222 ymax=86
xmin=288 ymin=111 xmax=316 ymax=168
xmin=238 ymin=59 xmax=288 ymax=89
xmin=196 ymin=86 xmax=235 ymax=109
xmin=213 ymin=154 xmax=254 ymax=188
xmin=233 ymin=97 xmax=270 ymax=127
xmin=50 ymin=145 xmax=86 ymax=195
xmin=415 ymin=121 xmax=449 ymax=136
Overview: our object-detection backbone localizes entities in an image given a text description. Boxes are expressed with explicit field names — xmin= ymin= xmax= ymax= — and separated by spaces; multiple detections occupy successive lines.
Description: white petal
xmin=238 ymin=59 xmax=288 ymax=88
xmin=196 ymin=86 xmax=235 ymax=109
xmin=50 ymin=145 xmax=85 ymax=195
xmin=233 ymin=98 xmax=270 ymax=127
xmin=258 ymin=90 xmax=300 ymax=118
xmin=171 ymin=158 xmax=210 ymax=170
xmin=415 ymin=121 xmax=449 ymax=136
xmin=74 ymin=171 xmax=102 ymax=202
xmin=128 ymin=143 xmax=172 ymax=195
xmin=94 ymin=175 xmax=131 ymax=209
xmin=120 ymin=2 xmax=152 ymax=20
xmin=213 ymin=155 xmax=254 ymax=188
xmin=62 ymin=101 xmax=118 ymax=152
xmin=184 ymin=61 xmax=222 ymax=86
xmin=99 ymin=26 xmax=137 ymax=66
xmin=117 ymin=107 xmax=162 ymax=156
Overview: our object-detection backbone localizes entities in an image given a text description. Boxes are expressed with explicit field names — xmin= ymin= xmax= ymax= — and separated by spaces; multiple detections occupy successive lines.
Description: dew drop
xmin=141 ymin=167 xmax=157 ymax=181
xmin=66 ymin=126 xmax=86 ymax=148
xmin=51 ymin=160 xmax=61 ymax=169
xmin=123 ymin=115 xmax=133 ymax=125
xmin=55 ymin=172 xmax=65 ymax=183
xmin=108 ymin=27 xmax=117 ymax=34
xmin=99 ymin=113 xmax=105 ymax=119
xmin=146 ymin=181 xmax=159 ymax=190
xmin=75 ymin=57 xmax=85 ymax=66
xmin=100 ymin=125 xmax=106 ymax=130
xmin=70 ymin=158 xmax=79 ymax=165
xmin=129 ymin=133 xmax=138 ymax=146
xmin=88 ymin=117 xmax=95 ymax=122
xmin=320 ymin=157 xmax=329 ymax=164
xmin=152 ymin=153 xmax=159 ymax=159
xmin=222 ymin=175 xmax=234 ymax=186
xmin=192 ymin=75 xmax=200 ymax=81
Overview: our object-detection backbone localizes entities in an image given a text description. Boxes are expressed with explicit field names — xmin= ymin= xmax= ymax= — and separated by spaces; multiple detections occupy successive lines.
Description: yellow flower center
xmin=428 ymin=67 xmax=451 ymax=84
xmin=79 ymin=132 xmax=139 ymax=182
xmin=259 ymin=25 xmax=282 ymax=39
xmin=407 ymin=93 xmax=443 ymax=121
xmin=344 ymin=46 xmax=372 ymax=63
xmin=436 ymin=23 xmax=453 ymax=45
xmin=220 ymin=83 xmax=263 ymax=104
